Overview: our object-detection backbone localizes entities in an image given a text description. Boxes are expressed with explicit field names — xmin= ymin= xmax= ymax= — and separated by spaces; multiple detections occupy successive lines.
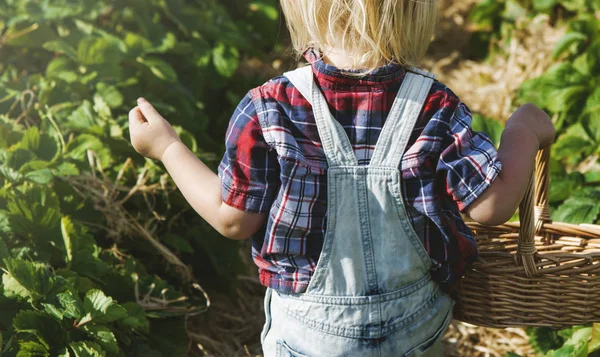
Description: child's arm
xmin=128 ymin=98 xmax=266 ymax=240
xmin=465 ymin=103 xmax=556 ymax=226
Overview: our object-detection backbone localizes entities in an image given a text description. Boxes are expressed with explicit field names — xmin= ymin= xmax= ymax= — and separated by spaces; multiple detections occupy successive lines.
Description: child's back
xmin=128 ymin=1 xmax=556 ymax=356
xmin=220 ymin=50 xmax=500 ymax=300
xmin=247 ymin=60 xmax=458 ymax=357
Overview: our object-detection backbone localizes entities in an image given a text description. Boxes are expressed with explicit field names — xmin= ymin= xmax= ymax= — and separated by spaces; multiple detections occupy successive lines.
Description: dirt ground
xmin=187 ymin=1 xmax=564 ymax=356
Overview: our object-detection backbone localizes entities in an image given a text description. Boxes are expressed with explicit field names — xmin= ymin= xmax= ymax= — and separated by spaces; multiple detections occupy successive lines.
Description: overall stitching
xmin=275 ymin=287 xmax=441 ymax=339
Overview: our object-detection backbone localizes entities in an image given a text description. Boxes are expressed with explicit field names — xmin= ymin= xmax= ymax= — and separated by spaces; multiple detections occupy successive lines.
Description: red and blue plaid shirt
xmin=218 ymin=51 xmax=502 ymax=294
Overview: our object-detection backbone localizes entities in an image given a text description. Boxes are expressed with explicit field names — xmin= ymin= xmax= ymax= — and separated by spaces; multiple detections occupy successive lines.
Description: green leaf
xmin=40 ymin=1 xmax=85 ymax=20
xmin=20 ymin=128 xmax=40 ymax=151
xmin=7 ymin=148 xmax=35 ymax=171
xmin=18 ymin=160 xmax=51 ymax=174
xmin=136 ymin=57 xmax=178 ymax=82
xmin=2 ymin=259 xmax=56 ymax=302
xmin=69 ymin=341 xmax=105 ymax=357
xmin=0 ymin=165 xmax=24 ymax=183
xmin=153 ymin=32 xmax=178 ymax=53
xmin=582 ymin=89 xmax=600 ymax=143
xmin=58 ymin=292 xmax=85 ymax=319
xmin=95 ymin=83 xmax=123 ymax=109
xmin=553 ymin=124 xmax=594 ymax=161
xmin=566 ymin=326 xmax=592 ymax=345
xmin=554 ymin=195 xmax=600 ymax=224
xmin=533 ymin=0 xmax=557 ymax=10
xmin=65 ymin=134 xmax=112 ymax=168
xmin=13 ymin=310 xmax=67 ymax=349
xmin=57 ymin=348 xmax=71 ymax=357
xmin=586 ymin=39 xmax=600 ymax=74
xmin=568 ymin=15 xmax=599 ymax=38
xmin=24 ymin=169 xmax=54 ymax=184
xmin=124 ymin=32 xmax=153 ymax=57
xmin=172 ymin=126 xmax=198 ymax=154
xmin=212 ymin=43 xmax=239 ymax=78
xmin=549 ymin=326 xmax=593 ymax=357
xmin=82 ymin=290 xmax=127 ymax=324
xmin=42 ymin=303 xmax=64 ymax=320
xmin=468 ymin=0 xmax=498 ymax=23
xmin=77 ymin=37 xmax=121 ymax=66
xmin=93 ymin=95 xmax=111 ymax=118
xmin=552 ymin=32 xmax=588 ymax=59
xmin=43 ymin=40 xmax=78 ymax=60
xmin=572 ymin=342 xmax=590 ymax=357
xmin=121 ymin=302 xmax=149 ymax=332
xmin=65 ymin=101 xmax=99 ymax=131
xmin=46 ymin=57 xmax=78 ymax=83
xmin=53 ymin=162 xmax=80 ymax=177
xmin=17 ymin=341 xmax=50 ymax=357
xmin=0 ymin=122 xmax=23 ymax=149
xmin=549 ymin=172 xmax=584 ymax=203
xmin=527 ymin=327 xmax=565 ymax=354
xmin=6 ymin=185 xmax=62 ymax=236
xmin=35 ymin=134 xmax=60 ymax=162
xmin=546 ymin=85 xmax=589 ymax=113
xmin=84 ymin=325 xmax=118 ymax=354
xmin=590 ymin=323 xmax=600 ymax=353
xmin=59 ymin=217 xmax=108 ymax=279
xmin=585 ymin=170 xmax=600 ymax=183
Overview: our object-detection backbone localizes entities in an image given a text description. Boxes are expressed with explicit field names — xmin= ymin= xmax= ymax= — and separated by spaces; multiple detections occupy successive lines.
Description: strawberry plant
xmin=519 ymin=9 xmax=600 ymax=225
xmin=468 ymin=0 xmax=600 ymax=59
xmin=0 ymin=0 xmax=281 ymax=355
xmin=505 ymin=325 xmax=600 ymax=357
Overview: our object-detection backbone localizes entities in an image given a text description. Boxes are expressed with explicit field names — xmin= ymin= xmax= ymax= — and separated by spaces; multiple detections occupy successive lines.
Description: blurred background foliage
xmin=0 ymin=0 xmax=283 ymax=356
xmin=0 ymin=0 xmax=599 ymax=356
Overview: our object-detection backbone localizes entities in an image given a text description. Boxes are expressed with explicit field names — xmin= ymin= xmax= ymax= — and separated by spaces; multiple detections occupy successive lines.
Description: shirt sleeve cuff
xmin=221 ymin=181 xmax=275 ymax=214
xmin=455 ymin=159 xmax=503 ymax=212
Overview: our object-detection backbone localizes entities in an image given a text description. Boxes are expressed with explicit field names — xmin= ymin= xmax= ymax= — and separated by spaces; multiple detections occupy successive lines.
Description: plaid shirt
xmin=218 ymin=52 xmax=502 ymax=294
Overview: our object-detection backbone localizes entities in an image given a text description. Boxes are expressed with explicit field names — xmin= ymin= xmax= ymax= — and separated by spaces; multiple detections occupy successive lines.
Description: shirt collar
xmin=303 ymin=49 xmax=406 ymax=90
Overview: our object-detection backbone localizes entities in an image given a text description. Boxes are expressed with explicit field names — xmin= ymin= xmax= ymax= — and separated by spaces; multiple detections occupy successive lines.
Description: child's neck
xmin=322 ymin=49 xmax=362 ymax=70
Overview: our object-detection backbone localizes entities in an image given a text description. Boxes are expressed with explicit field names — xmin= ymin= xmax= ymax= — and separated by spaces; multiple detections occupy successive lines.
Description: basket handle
xmin=517 ymin=148 xmax=552 ymax=276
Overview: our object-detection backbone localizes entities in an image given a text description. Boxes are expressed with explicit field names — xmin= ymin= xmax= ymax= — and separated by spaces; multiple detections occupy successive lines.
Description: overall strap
xmin=284 ymin=66 xmax=358 ymax=167
xmin=369 ymin=69 xmax=435 ymax=168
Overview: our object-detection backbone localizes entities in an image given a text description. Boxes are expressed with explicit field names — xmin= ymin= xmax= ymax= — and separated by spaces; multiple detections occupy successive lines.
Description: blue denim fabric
xmin=261 ymin=66 xmax=454 ymax=357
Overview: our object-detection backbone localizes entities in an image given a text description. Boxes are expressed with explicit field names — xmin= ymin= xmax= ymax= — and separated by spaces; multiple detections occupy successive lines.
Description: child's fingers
xmin=137 ymin=97 xmax=162 ymax=124
xmin=128 ymin=106 xmax=146 ymax=126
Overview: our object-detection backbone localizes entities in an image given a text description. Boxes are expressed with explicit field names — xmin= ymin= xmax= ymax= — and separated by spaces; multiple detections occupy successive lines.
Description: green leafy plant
xmin=507 ymin=325 xmax=600 ymax=357
xmin=519 ymin=9 xmax=600 ymax=225
xmin=468 ymin=0 xmax=600 ymax=59
xmin=0 ymin=0 xmax=281 ymax=355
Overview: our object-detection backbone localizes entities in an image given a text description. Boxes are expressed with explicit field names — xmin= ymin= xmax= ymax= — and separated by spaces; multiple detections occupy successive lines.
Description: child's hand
xmin=129 ymin=98 xmax=181 ymax=161
xmin=505 ymin=103 xmax=556 ymax=148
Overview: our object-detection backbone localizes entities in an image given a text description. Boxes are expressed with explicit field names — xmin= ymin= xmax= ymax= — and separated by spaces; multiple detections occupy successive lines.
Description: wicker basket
xmin=454 ymin=148 xmax=600 ymax=328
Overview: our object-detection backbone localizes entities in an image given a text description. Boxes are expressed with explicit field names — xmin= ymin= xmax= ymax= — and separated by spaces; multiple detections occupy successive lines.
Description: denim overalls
xmin=260 ymin=66 xmax=454 ymax=357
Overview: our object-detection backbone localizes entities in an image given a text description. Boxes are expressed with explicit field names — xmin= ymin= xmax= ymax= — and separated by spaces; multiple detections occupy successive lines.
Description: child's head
xmin=280 ymin=0 xmax=438 ymax=71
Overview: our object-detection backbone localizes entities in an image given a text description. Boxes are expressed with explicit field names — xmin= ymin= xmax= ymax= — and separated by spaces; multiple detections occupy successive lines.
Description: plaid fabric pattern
xmin=218 ymin=52 xmax=502 ymax=293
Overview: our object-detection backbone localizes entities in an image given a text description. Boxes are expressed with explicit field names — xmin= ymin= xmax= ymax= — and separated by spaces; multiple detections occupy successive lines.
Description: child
xmin=129 ymin=0 xmax=555 ymax=356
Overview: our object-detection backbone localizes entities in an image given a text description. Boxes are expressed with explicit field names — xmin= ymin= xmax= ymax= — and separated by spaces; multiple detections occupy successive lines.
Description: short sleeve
xmin=437 ymin=102 xmax=502 ymax=211
xmin=218 ymin=92 xmax=280 ymax=213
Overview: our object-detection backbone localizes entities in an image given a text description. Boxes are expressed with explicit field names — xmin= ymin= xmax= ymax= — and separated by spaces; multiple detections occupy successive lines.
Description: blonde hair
xmin=280 ymin=0 xmax=439 ymax=71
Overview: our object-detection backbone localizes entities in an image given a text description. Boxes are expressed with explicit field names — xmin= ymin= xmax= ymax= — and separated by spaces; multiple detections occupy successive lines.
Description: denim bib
xmin=261 ymin=66 xmax=454 ymax=357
